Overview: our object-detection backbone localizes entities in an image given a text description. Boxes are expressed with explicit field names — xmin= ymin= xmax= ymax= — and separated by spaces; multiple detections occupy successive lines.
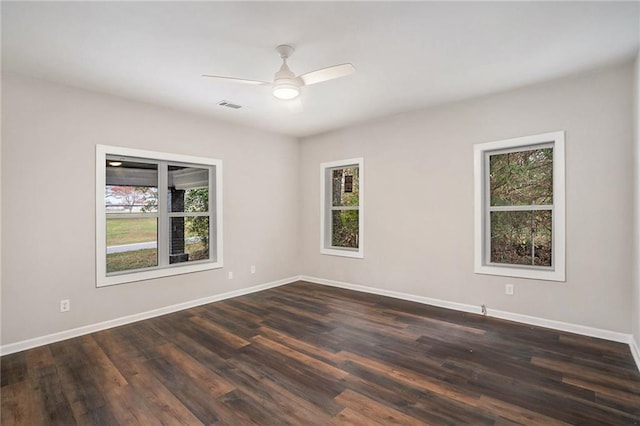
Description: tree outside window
xmin=489 ymin=147 xmax=553 ymax=266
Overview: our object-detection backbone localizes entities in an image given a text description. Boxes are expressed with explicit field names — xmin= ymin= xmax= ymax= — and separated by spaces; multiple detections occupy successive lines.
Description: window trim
xmin=473 ymin=132 xmax=565 ymax=281
xmin=96 ymin=145 xmax=223 ymax=287
xmin=320 ymin=157 xmax=364 ymax=258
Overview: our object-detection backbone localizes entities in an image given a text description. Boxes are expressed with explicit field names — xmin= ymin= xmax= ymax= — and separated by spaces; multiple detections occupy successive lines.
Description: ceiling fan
xmin=203 ymin=45 xmax=356 ymax=101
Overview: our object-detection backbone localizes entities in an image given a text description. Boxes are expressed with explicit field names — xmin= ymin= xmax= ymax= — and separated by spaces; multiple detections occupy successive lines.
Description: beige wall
xmin=300 ymin=61 xmax=635 ymax=333
xmin=2 ymin=60 xmax=636 ymax=348
xmin=1 ymin=74 xmax=300 ymax=345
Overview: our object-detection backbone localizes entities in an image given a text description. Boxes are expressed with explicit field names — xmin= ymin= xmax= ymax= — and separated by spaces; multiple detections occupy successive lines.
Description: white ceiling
xmin=2 ymin=1 xmax=639 ymax=138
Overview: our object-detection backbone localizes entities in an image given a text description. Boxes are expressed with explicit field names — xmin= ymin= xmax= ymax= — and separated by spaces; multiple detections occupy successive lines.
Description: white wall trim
xmin=4 ymin=274 xmax=639 ymax=373
xmin=630 ymin=337 xmax=640 ymax=371
xmin=300 ymin=275 xmax=639 ymax=371
xmin=487 ymin=307 xmax=631 ymax=344
xmin=304 ymin=275 xmax=484 ymax=316
xmin=0 ymin=276 xmax=299 ymax=356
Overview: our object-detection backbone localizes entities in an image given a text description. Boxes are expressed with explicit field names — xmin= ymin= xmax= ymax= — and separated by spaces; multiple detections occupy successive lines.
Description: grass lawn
xmin=186 ymin=242 xmax=209 ymax=261
xmin=106 ymin=218 xmax=208 ymax=273
xmin=107 ymin=217 xmax=157 ymax=245
xmin=106 ymin=217 xmax=201 ymax=246
xmin=106 ymin=248 xmax=157 ymax=273
xmin=106 ymin=242 xmax=209 ymax=273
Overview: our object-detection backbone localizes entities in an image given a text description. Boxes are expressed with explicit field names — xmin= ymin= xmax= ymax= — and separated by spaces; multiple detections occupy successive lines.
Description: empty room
xmin=2 ymin=1 xmax=640 ymax=424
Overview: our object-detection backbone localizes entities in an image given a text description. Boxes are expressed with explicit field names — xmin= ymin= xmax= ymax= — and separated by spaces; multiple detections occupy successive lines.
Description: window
xmin=320 ymin=158 xmax=364 ymax=258
xmin=96 ymin=145 xmax=223 ymax=287
xmin=474 ymin=132 xmax=565 ymax=281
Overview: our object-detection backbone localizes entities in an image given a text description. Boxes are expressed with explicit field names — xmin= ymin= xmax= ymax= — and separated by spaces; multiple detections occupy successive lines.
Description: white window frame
xmin=320 ymin=158 xmax=364 ymax=258
xmin=96 ymin=145 xmax=223 ymax=287
xmin=474 ymin=131 xmax=565 ymax=281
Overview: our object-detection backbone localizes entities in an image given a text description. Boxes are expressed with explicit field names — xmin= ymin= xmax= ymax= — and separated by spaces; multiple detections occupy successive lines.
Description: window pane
xmin=332 ymin=210 xmax=359 ymax=248
xmin=168 ymin=166 xmax=209 ymax=213
xmin=490 ymin=210 xmax=552 ymax=267
xmin=185 ymin=188 xmax=209 ymax=213
xmin=332 ymin=167 xmax=359 ymax=207
xmin=533 ymin=210 xmax=552 ymax=266
xmin=169 ymin=217 xmax=210 ymax=264
xmin=106 ymin=218 xmax=158 ymax=273
xmin=106 ymin=160 xmax=158 ymax=213
xmin=490 ymin=147 xmax=552 ymax=206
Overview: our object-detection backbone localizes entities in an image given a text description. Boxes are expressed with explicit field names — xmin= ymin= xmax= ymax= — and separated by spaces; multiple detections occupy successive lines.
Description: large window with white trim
xmin=320 ymin=158 xmax=364 ymax=258
xmin=474 ymin=132 xmax=565 ymax=281
xmin=96 ymin=145 xmax=223 ymax=287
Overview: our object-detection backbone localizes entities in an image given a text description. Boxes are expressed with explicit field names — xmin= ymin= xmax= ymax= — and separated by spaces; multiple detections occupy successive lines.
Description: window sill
xmin=97 ymin=261 xmax=223 ymax=287
xmin=474 ymin=264 xmax=565 ymax=282
xmin=321 ymin=247 xmax=364 ymax=259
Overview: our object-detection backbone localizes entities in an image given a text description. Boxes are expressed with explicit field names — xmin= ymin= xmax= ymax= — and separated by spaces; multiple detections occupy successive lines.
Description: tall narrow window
xmin=97 ymin=145 xmax=223 ymax=287
xmin=320 ymin=158 xmax=364 ymax=258
xmin=474 ymin=132 xmax=565 ymax=281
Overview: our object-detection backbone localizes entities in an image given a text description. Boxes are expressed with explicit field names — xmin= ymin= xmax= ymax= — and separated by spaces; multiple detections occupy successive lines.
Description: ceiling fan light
xmin=273 ymin=82 xmax=300 ymax=100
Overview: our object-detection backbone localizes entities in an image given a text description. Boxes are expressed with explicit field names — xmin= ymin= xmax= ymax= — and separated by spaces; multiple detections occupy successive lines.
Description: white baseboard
xmin=4 ymin=274 xmax=639 ymax=373
xmin=300 ymin=275 xmax=639 ymax=371
xmin=302 ymin=275 xmax=486 ymax=316
xmin=630 ymin=337 xmax=640 ymax=370
xmin=0 ymin=276 xmax=298 ymax=356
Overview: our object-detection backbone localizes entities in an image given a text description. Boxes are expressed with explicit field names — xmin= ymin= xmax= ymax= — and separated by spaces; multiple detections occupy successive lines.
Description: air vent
xmin=217 ymin=100 xmax=242 ymax=110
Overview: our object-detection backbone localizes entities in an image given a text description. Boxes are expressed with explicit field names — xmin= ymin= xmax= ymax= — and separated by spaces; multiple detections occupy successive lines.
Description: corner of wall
xmin=633 ymin=49 xmax=640 ymax=363
xmin=295 ymin=135 xmax=304 ymax=274
xmin=0 ymin=71 xmax=3 ymax=346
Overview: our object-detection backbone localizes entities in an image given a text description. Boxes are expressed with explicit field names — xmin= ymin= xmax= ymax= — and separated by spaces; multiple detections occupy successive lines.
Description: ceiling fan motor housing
xmin=272 ymin=52 xmax=301 ymax=99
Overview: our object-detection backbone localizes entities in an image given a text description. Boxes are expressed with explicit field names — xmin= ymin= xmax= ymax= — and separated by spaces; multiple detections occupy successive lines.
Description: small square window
xmin=96 ymin=145 xmax=223 ymax=286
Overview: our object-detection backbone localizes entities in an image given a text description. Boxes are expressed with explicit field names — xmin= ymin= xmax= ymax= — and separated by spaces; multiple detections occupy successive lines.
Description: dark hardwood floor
xmin=2 ymin=281 xmax=639 ymax=425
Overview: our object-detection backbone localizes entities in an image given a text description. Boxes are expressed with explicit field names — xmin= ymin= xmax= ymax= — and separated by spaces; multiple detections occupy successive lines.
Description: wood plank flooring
xmin=2 ymin=281 xmax=639 ymax=425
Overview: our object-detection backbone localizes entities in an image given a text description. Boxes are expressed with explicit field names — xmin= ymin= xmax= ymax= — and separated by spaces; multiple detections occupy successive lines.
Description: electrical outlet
xmin=228 ymin=271 xmax=233 ymax=280
xmin=60 ymin=299 xmax=70 ymax=312
xmin=250 ymin=265 xmax=256 ymax=274
xmin=505 ymin=284 xmax=514 ymax=296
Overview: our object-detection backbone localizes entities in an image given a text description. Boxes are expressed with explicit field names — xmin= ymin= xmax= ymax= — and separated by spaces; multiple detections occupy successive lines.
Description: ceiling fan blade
xmin=202 ymin=75 xmax=270 ymax=85
xmin=298 ymin=63 xmax=356 ymax=86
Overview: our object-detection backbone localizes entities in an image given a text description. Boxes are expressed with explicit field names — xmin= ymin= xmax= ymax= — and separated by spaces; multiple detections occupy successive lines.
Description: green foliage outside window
xmin=331 ymin=167 xmax=359 ymax=248
xmin=185 ymin=188 xmax=209 ymax=246
xmin=489 ymin=147 xmax=553 ymax=266
xmin=332 ymin=210 xmax=359 ymax=248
